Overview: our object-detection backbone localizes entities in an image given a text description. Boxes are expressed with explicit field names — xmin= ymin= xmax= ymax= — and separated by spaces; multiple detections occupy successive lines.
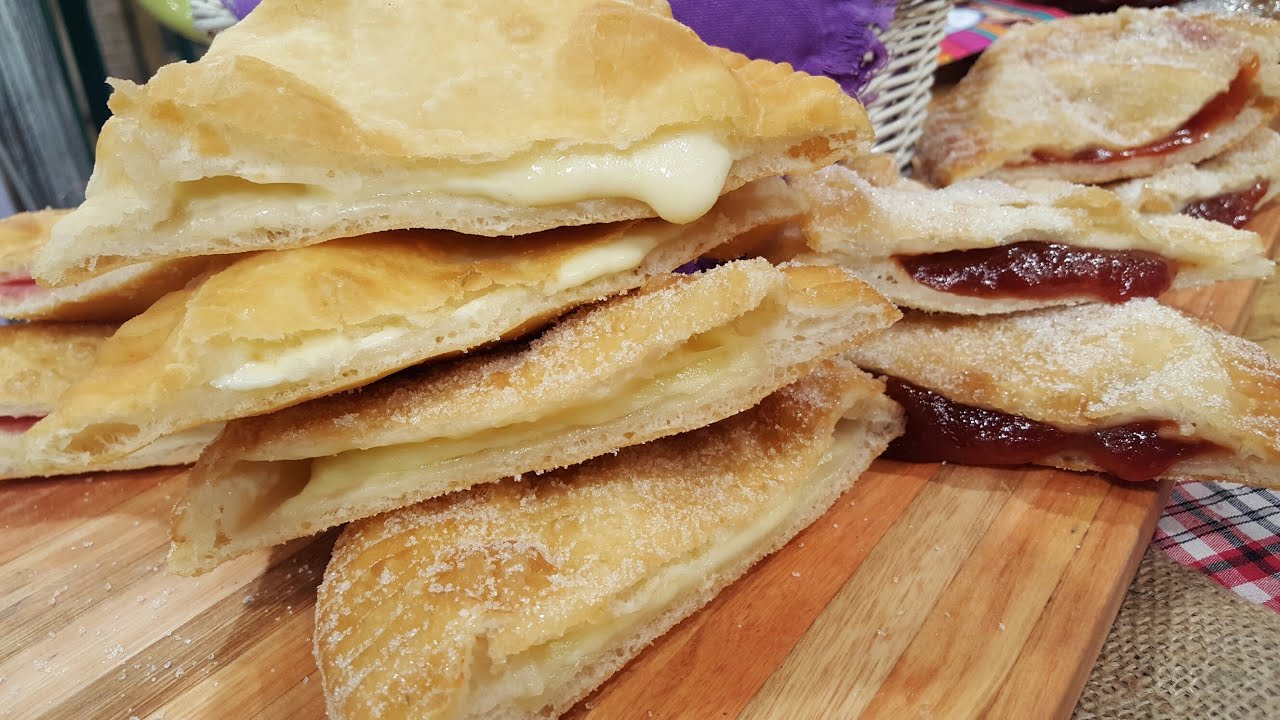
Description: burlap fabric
xmin=1073 ymin=549 xmax=1280 ymax=720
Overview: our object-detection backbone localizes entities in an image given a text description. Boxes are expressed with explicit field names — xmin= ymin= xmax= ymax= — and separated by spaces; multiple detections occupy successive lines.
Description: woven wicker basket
xmin=863 ymin=0 xmax=954 ymax=168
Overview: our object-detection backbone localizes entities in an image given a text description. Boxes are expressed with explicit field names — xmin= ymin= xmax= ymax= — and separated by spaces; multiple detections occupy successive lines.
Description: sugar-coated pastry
xmin=918 ymin=8 xmax=1280 ymax=186
xmin=24 ymin=179 xmax=805 ymax=466
xmin=168 ymin=260 xmax=899 ymax=574
xmin=0 ymin=324 xmax=215 ymax=480
xmin=34 ymin=0 xmax=873 ymax=285
xmin=314 ymin=358 xmax=903 ymax=720
xmin=0 ymin=210 xmax=214 ymax=322
xmin=1109 ymin=127 xmax=1280 ymax=228
xmin=848 ymin=299 xmax=1280 ymax=486
xmin=793 ymin=164 xmax=1271 ymax=314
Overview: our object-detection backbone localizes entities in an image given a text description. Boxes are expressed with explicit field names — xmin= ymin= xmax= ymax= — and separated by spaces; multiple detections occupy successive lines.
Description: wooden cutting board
xmin=3 ymin=205 xmax=1277 ymax=720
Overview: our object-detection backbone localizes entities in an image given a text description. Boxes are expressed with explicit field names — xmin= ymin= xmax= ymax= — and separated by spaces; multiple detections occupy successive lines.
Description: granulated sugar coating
xmin=169 ymin=260 xmax=898 ymax=575
xmin=313 ymin=359 xmax=904 ymax=720
xmin=849 ymin=299 xmax=1280 ymax=484
xmin=231 ymin=259 xmax=782 ymax=459
xmin=917 ymin=7 xmax=1280 ymax=186
xmin=791 ymin=164 xmax=1271 ymax=316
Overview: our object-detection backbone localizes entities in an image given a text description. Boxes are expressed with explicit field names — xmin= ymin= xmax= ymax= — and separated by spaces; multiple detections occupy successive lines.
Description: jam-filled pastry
xmin=23 ymin=180 xmax=804 ymax=467
xmin=34 ymin=0 xmax=873 ymax=286
xmin=0 ymin=210 xmax=213 ymax=323
xmin=168 ymin=260 xmax=899 ymax=574
xmin=848 ymin=299 xmax=1280 ymax=486
xmin=0 ymin=325 xmax=217 ymax=480
xmin=1109 ymin=127 xmax=1280 ymax=229
xmin=918 ymin=8 xmax=1280 ymax=187
xmin=792 ymin=164 xmax=1270 ymax=315
xmin=314 ymin=358 xmax=903 ymax=720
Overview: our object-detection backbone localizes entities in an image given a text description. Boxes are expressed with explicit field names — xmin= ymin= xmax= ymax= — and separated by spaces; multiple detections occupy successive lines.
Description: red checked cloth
xmin=1153 ymin=481 xmax=1280 ymax=612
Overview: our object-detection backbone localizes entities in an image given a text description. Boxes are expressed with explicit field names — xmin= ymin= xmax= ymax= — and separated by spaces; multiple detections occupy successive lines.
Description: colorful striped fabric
xmin=938 ymin=0 xmax=1071 ymax=65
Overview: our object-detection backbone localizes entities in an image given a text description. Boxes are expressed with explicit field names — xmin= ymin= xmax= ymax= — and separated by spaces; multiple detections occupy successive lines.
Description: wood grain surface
xmin=3 ymin=205 xmax=1277 ymax=720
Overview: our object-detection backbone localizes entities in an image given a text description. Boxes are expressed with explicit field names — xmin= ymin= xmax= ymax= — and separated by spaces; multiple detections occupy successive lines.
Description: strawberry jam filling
xmin=894 ymin=241 xmax=1177 ymax=302
xmin=0 ymin=416 xmax=42 ymax=433
xmin=883 ymin=377 xmax=1217 ymax=482
xmin=1182 ymin=180 xmax=1270 ymax=229
xmin=1032 ymin=58 xmax=1259 ymax=165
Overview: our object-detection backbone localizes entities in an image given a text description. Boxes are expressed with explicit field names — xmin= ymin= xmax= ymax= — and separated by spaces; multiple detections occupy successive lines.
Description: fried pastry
xmin=918 ymin=8 xmax=1280 ymax=186
xmin=1109 ymin=127 xmax=1280 ymax=228
xmin=314 ymin=358 xmax=903 ymax=720
xmin=35 ymin=0 xmax=872 ymax=285
xmin=24 ymin=179 xmax=804 ymax=466
xmin=0 ymin=324 xmax=215 ymax=479
xmin=793 ymin=164 xmax=1271 ymax=314
xmin=168 ymin=260 xmax=899 ymax=574
xmin=0 ymin=209 xmax=213 ymax=322
xmin=848 ymin=299 xmax=1280 ymax=486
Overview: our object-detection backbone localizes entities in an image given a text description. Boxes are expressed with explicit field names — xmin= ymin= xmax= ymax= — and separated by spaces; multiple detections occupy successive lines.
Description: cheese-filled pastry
xmin=34 ymin=0 xmax=873 ymax=286
xmin=24 ymin=179 xmax=804 ymax=466
xmin=793 ymin=164 xmax=1270 ymax=315
xmin=0 ymin=210 xmax=213 ymax=322
xmin=168 ymin=260 xmax=899 ymax=574
xmin=1109 ymin=127 xmax=1280 ymax=229
xmin=314 ymin=358 xmax=903 ymax=720
xmin=0 ymin=324 xmax=216 ymax=480
xmin=918 ymin=8 xmax=1280 ymax=186
xmin=848 ymin=299 xmax=1280 ymax=486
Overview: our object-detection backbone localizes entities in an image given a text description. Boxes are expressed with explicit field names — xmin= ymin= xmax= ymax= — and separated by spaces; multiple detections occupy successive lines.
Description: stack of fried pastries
xmin=9 ymin=1 xmax=923 ymax=717
xmin=12 ymin=3 xmax=1280 ymax=718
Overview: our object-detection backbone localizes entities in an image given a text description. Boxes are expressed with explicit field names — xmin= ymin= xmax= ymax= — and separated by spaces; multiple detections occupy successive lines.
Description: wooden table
xmin=2 ymin=206 xmax=1277 ymax=720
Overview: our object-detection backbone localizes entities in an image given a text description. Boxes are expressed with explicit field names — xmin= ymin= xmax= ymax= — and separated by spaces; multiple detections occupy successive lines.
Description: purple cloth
xmin=221 ymin=0 xmax=260 ymax=20
xmin=670 ymin=0 xmax=895 ymax=100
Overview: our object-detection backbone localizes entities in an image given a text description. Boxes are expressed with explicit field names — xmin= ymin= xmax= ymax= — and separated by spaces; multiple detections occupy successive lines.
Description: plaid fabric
xmin=1154 ymin=481 xmax=1280 ymax=612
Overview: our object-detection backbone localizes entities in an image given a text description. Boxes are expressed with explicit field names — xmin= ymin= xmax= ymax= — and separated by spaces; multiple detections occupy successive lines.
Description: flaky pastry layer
xmin=1109 ymin=127 xmax=1280 ymax=215
xmin=167 ymin=260 xmax=899 ymax=574
xmin=314 ymin=359 xmax=903 ymax=720
xmin=0 ymin=324 xmax=216 ymax=479
xmin=792 ymin=164 xmax=1271 ymax=314
xmin=848 ymin=299 xmax=1280 ymax=486
xmin=0 ymin=424 xmax=218 ymax=482
xmin=36 ymin=0 xmax=871 ymax=284
xmin=25 ymin=179 xmax=806 ymax=466
xmin=917 ymin=8 xmax=1280 ymax=186
xmin=0 ymin=210 xmax=214 ymax=323
xmin=0 ymin=323 xmax=114 ymax=417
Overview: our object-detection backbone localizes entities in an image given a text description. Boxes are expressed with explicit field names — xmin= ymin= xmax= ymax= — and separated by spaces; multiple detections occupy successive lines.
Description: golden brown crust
xmin=0 ymin=322 xmax=214 ymax=480
xmin=25 ymin=179 xmax=806 ymax=466
xmin=0 ymin=323 xmax=114 ymax=416
xmin=314 ymin=359 xmax=903 ymax=720
xmin=35 ymin=0 xmax=871 ymax=284
xmin=793 ymin=164 xmax=1271 ymax=313
xmin=0 ymin=210 xmax=69 ymax=275
xmin=167 ymin=261 xmax=899 ymax=574
xmin=0 ymin=425 xmax=218 ymax=482
xmin=917 ymin=8 xmax=1280 ymax=185
xmin=1109 ymin=127 xmax=1280 ymax=214
xmin=0 ymin=209 xmax=218 ymax=322
xmin=847 ymin=300 xmax=1280 ymax=486
xmin=984 ymin=106 xmax=1276 ymax=186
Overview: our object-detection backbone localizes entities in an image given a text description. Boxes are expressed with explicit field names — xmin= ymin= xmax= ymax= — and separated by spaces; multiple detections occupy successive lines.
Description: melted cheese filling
xmin=293 ymin=319 xmax=764 ymax=508
xmin=206 ymin=232 xmax=665 ymax=392
xmin=173 ymin=131 xmax=734 ymax=226
xmin=442 ymin=132 xmax=735 ymax=224
xmin=211 ymin=328 xmax=411 ymax=392
xmin=470 ymin=419 xmax=862 ymax=715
